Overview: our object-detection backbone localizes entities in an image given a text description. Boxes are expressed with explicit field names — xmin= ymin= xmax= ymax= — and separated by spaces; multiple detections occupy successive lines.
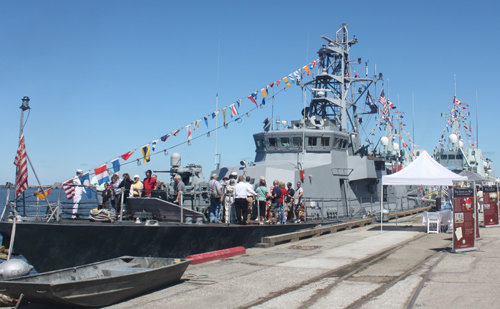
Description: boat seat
xmin=102 ymin=264 xmax=149 ymax=277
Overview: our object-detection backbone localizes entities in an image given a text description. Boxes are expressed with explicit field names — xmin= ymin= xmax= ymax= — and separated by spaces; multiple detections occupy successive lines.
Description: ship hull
xmin=0 ymin=221 xmax=316 ymax=273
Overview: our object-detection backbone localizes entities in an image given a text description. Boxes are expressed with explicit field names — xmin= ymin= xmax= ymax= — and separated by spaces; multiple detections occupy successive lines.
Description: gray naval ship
xmin=210 ymin=24 xmax=417 ymax=218
xmin=435 ymin=96 xmax=495 ymax=179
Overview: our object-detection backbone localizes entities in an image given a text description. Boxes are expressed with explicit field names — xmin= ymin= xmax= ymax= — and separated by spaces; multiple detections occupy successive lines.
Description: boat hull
xmin=0 ymin=256 xmax=191 ymax=307
xmin=0 ymin=221 xmax=316 ymax=273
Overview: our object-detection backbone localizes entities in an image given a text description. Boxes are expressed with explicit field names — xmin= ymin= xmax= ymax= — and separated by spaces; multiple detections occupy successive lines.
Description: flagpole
xmin=215 ymin=40 xmax=220 ymax=170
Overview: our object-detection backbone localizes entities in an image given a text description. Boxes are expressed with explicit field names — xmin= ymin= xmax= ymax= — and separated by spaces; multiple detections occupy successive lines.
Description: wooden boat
xmin=0 ymin=256 xmax=191 ymax=307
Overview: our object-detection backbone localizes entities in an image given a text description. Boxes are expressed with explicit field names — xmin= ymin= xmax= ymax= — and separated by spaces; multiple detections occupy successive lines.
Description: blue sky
xmin=1 ymin=0 xmax=499 ymax=185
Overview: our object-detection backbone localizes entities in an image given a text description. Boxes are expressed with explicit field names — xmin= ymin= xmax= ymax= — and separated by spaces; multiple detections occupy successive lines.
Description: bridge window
xmin=448 ymin=155 xmax=455 ymax=160
xmin=341 ymin=139 xmax=348 ymax=149
xmin=321 ymin=137 xmax=330 ymax=147
xmin=280 ymin=137 xmax=290 ymax=147
xmin=333 ymin=137 xmax=339 ymax=148
xmin=307 ymin=137 xmax=317 ymax=146
xmin=440 ymin=155 xmax=447 ymax=160
xmin=269 ymin=138 xmax=277 ymax=147
xmin=456 ymin=154 xmax=463 ymax=159
xmin=293 ymin=137 xmax=302 ymax=147
xmin=255 ymin=139 xmax=263 ymax=149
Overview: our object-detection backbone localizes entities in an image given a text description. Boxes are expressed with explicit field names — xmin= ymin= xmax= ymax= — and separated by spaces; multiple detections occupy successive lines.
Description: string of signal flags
xmin=70 ymin=58 xmax=321 ymax=186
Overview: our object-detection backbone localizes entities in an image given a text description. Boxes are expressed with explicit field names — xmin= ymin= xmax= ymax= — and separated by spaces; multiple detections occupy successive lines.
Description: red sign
xmin=452 ymin=185 xmax=477 ymax=252
xmin=483 ymin=185 xmax=499 ymax=227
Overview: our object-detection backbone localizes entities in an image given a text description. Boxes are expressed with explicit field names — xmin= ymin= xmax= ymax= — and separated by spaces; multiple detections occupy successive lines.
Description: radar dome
xmin=393 ymin=143 xmax=400 ymax=150
xmin=380 ymin=136 xmax=389 ymax=146
xmin=171 ymin=153 xmax=181 ymax=167
xmin=449 ymin=134 xmax=458 ymax=144
xmin=458 ymin=140 xmax=464 ymax=148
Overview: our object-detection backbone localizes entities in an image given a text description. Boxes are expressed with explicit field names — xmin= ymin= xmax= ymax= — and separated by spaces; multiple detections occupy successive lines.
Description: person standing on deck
xmin=142 ymin=170 xmax=156 ymax=197
xmin=234 ymin=176 xmax=257 ymax=225
xmin=208 ymin=174 xmax=223 ymax=223
xmin=118 ymin=173 xmax=133 ymax=206
xmin=294 ymin=181 xmax=303 ymax=223
xmin=131 ymin=175 xmax=143 ymax=197
xmin=72 ymin=169 xmax=86 ymax=219
xmin=174 ymin=175 xmax=185 ymax=205
xmin=91 ymin=175 xmax=106 ymax=208
xmin=270 ymin=180 xmax=281 ymax=224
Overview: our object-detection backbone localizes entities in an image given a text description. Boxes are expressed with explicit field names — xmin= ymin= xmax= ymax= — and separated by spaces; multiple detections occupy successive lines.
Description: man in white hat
xmin=208 ymin=173 xmax=223 ymax=223
xmin=72 ymin=169 xmax=86 ymax=219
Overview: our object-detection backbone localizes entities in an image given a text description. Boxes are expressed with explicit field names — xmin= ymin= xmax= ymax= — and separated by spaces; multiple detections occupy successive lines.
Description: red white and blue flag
xmin=14 ymin=131 xmax=28 ymax=198
xmin=378 ymin=89 xmax=388 ymax=115
xmin=94 ymin=164 xmax=109 ymax=185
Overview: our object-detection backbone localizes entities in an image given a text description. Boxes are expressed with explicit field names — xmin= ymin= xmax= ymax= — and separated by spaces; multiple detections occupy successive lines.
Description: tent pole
xmin=380 ymin=185 xmax=384 ymax=233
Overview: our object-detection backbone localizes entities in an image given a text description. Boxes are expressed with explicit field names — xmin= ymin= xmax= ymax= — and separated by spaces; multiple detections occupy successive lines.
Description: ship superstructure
xmin=215 ymin=24 xmax=414 ymax=217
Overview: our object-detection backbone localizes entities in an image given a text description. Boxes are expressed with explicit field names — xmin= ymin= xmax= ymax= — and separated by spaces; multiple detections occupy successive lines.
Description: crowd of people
xmin=71 ymin=169 xmax=174 ymax=219
xmin=71 ymin=168 xmax=303 ymax=225
xmin=208 ymin=172 xmax=304 ymax=225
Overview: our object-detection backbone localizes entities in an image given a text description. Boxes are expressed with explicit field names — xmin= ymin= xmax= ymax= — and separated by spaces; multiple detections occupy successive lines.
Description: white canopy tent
xmin=380 ymin=151 xmax=467 ymax=231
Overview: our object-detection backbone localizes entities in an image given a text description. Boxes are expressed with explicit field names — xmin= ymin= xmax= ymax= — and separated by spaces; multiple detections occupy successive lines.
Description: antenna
xmin=476 ymin=90 xmax=478 ymax=150
xmin=412 ymin=93 xmax=415 ymax=150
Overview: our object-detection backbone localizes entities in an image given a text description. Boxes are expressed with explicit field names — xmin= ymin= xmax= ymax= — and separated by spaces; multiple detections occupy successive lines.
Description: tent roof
xmin=382 ymin=151 xmax=467 ymax=186
xmin=459 ymin=170 xmax=488 ymax=182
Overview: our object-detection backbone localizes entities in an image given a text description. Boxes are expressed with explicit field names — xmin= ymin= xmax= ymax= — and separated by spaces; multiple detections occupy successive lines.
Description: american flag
xmin=14 ymin=131 xmax=28 ymax=197
xmin=378 ymin=89 xmax=388 ymax=115
xmin=63 ymin=179 xmax=75 ymax=200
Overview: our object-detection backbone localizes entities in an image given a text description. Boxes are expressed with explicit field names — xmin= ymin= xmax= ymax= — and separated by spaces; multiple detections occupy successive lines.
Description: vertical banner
xmin=483 ymin=184 xmax=499 ymax=227
xmin=452 ymin=181 xmax=477 ymax=253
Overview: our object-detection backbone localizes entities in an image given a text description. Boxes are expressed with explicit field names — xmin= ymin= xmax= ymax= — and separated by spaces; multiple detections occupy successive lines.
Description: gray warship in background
xmin=435 ymin=94 xmax=495 ymax=179
xmin=209 ymin=24 xmax=418 ymax=218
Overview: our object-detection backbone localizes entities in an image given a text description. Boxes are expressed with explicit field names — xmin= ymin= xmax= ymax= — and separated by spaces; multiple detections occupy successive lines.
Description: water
xmin=0 ymin=187 xmax=99 ymax=219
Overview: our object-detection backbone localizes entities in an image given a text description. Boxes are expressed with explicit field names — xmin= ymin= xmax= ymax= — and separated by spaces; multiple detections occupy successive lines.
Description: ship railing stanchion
xmin=1 ymin=184 xmax=11 ymax=222
xmin=119 ymin=187 xmax=124 ymax=222
xmin=180 ymin=191 xmax=183 ymax=224
xmin=257 ymin=197 xmax=260 ymax=225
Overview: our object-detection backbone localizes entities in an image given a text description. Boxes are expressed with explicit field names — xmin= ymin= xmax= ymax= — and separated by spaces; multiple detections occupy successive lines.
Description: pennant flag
xmin=221 ymin=107 xmax=226 ymax=124
xmin=193 ymin=119 xmax=200 ymax=130
xmin=204 ymin=115 xmax=209 ymax=128
xmin=261 ymin=88 xmax=266 ymax=98
xmin=454 ymin=97 xmax=468 ymax=107
xmin=447 ymin=119 xmax=452 ymax=126
xmin=161 ymin=134 xmax=170 ymax=142
xmin=212 ymin=111 xmax=219 ymax=119
xmin=111 ymin=158 xmax=120 ymax=173
xmin=172 ymin=129 xmax=180 ymax=136
xmin=265 ymin=86 xmax=269 ymax=96
xmin=403 ymin=142 xmax=407 ymax=148
xmin=270 ymin=82 xmax=274 ymax=88
xmin=63 ymin=180 xmax=74 ymax=200
xmin=470 ymin=123 xmax=473 ymax=132
xmin=288 ymin=74 xmax=295 ymax=81
xmin=14 ymin=131 xmax=28 ymax=198
xmin=276 ymin=80 xmax=281 ymax=87
xmin=303 ymin=65 xmax=311 ymax=75
xmin=81 ymin=172 xmax=92 ymax=198
xmin=312 ymin=60 xmax=317 ymax=67
xmin=283 ymin=77 xmax=290 ymax=87
xmin=262 ymin=97 xmax=265 ymax=105
xmin=140 ymin=144 xmax=151 ymax=164
xmin=34 ymin=188 xmax=52 ymax=200
xmin=237 ymin=99 xmax=242 ymax=109
xmin=151 ymin=139 xmax=159 ymax=151
xmin=94 ymin=164 xmax=110 ymax=185
xmin=230 ymin=104 xmax=238 ymax=116
xmin=248 ymin=92 xmax=258 ymax=106
xmin=185 ymin=124 xmax=192 ymax=145
xmin=121 ymin=151 xmax=134 ymax=161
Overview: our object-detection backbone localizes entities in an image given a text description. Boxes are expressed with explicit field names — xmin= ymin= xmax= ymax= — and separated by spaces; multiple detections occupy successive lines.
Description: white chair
xmin=427 ymin=212 xmax=441 ymax=234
